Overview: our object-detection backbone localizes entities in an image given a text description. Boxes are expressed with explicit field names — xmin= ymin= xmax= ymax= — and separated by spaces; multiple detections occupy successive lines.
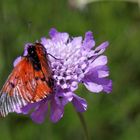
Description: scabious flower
xmin=21 ymin=28 xmax=112 ymax=123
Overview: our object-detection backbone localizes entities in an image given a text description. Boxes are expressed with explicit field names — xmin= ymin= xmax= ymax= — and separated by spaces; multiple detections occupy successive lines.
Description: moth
xmin=0 ymin=43 xmax=53 ymax=117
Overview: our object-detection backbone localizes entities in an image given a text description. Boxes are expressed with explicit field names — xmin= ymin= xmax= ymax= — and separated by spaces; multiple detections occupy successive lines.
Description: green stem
xmin=76 ymin=112 xmax=89 ymax=140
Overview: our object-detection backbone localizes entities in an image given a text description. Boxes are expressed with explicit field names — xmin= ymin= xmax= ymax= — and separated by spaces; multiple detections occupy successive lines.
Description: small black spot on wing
xmin=35 ymin=76 xmax=47 ymax=82
xmin=9 ymin=82 xmax=15 ymax=88
xmin=34 ymin=76 xmax=54 ymax=88
xmin=35 ymin=77 xmax=39 ymax=80
xmin=41 ymin=77 xmax=45 ymax=81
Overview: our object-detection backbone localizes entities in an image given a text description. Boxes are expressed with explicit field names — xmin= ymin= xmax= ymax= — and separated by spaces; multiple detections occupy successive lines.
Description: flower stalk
xmin=77 ymin=111 xmax=89 ymax=140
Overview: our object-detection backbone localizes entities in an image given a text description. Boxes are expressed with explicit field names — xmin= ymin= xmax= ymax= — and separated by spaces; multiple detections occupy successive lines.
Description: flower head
xmin=21 ymin=28 xmax=112 ymax=123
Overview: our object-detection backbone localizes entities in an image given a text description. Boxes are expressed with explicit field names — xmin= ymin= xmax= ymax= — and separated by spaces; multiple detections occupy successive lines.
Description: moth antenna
xmin=47 ymin=53 xmax=62 ymax=61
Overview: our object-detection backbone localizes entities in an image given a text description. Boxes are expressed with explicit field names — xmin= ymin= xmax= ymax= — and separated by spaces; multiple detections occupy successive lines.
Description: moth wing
xmin=0 ymin=57 xmax=52 ymax=117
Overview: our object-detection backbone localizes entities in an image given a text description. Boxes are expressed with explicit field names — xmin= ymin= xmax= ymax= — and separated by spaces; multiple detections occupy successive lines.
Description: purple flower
xmin=20 ymin=28 xmax=112 ymax=123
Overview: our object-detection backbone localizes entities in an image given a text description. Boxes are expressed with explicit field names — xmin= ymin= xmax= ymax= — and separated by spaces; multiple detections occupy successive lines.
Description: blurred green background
xmin=0 ymin=0 xmax=140 ymax=140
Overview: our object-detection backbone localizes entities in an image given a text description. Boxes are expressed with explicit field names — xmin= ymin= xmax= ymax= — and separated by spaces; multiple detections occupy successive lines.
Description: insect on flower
xmin=0 ymin=28 xmax=112 ymax=124
xmin=0 ymin=43 xmax=54 ymax=117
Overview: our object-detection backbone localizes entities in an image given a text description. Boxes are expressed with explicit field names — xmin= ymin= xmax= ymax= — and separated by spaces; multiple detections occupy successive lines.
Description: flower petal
xmin=68 ymin=37 xmax=82 ymax=49
xmin=30 ymin=100 xmax=48 ymax=124
xmin=13 ymin=56 xmax=22 ymax=67
xmin=55 ymin=91 xmax=73 ymax=106
xmin=94 ymin=41 xmax=109 ymax=55
xmin=82 ymin=31 xmax=95 ymax=51
xmin=84 ymin=71 xmax=112 ymax=93
xmin=102 ymin=79 xmax=112 ymax=93
xmin=90 ymin=55 xmax=107 ymax=68
xmin=50 ymin=97 xmax=64 ymax=123
xmin=49 ymin=28 xmax=69 ymax=43
xmin=84 ymin=82 xmax=103 ymax=93
xmin=98 ymin=69 xmax=109 ymax=78
xmin=49 ymin=28 xmax=58 ymax=38
xmin=72 ymin=94 xmax=87 ymax=112
xmin=21 ymin=102 xmax=38 ymax=115
xmin=41 ymin=37 xmax=49 ymax=46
